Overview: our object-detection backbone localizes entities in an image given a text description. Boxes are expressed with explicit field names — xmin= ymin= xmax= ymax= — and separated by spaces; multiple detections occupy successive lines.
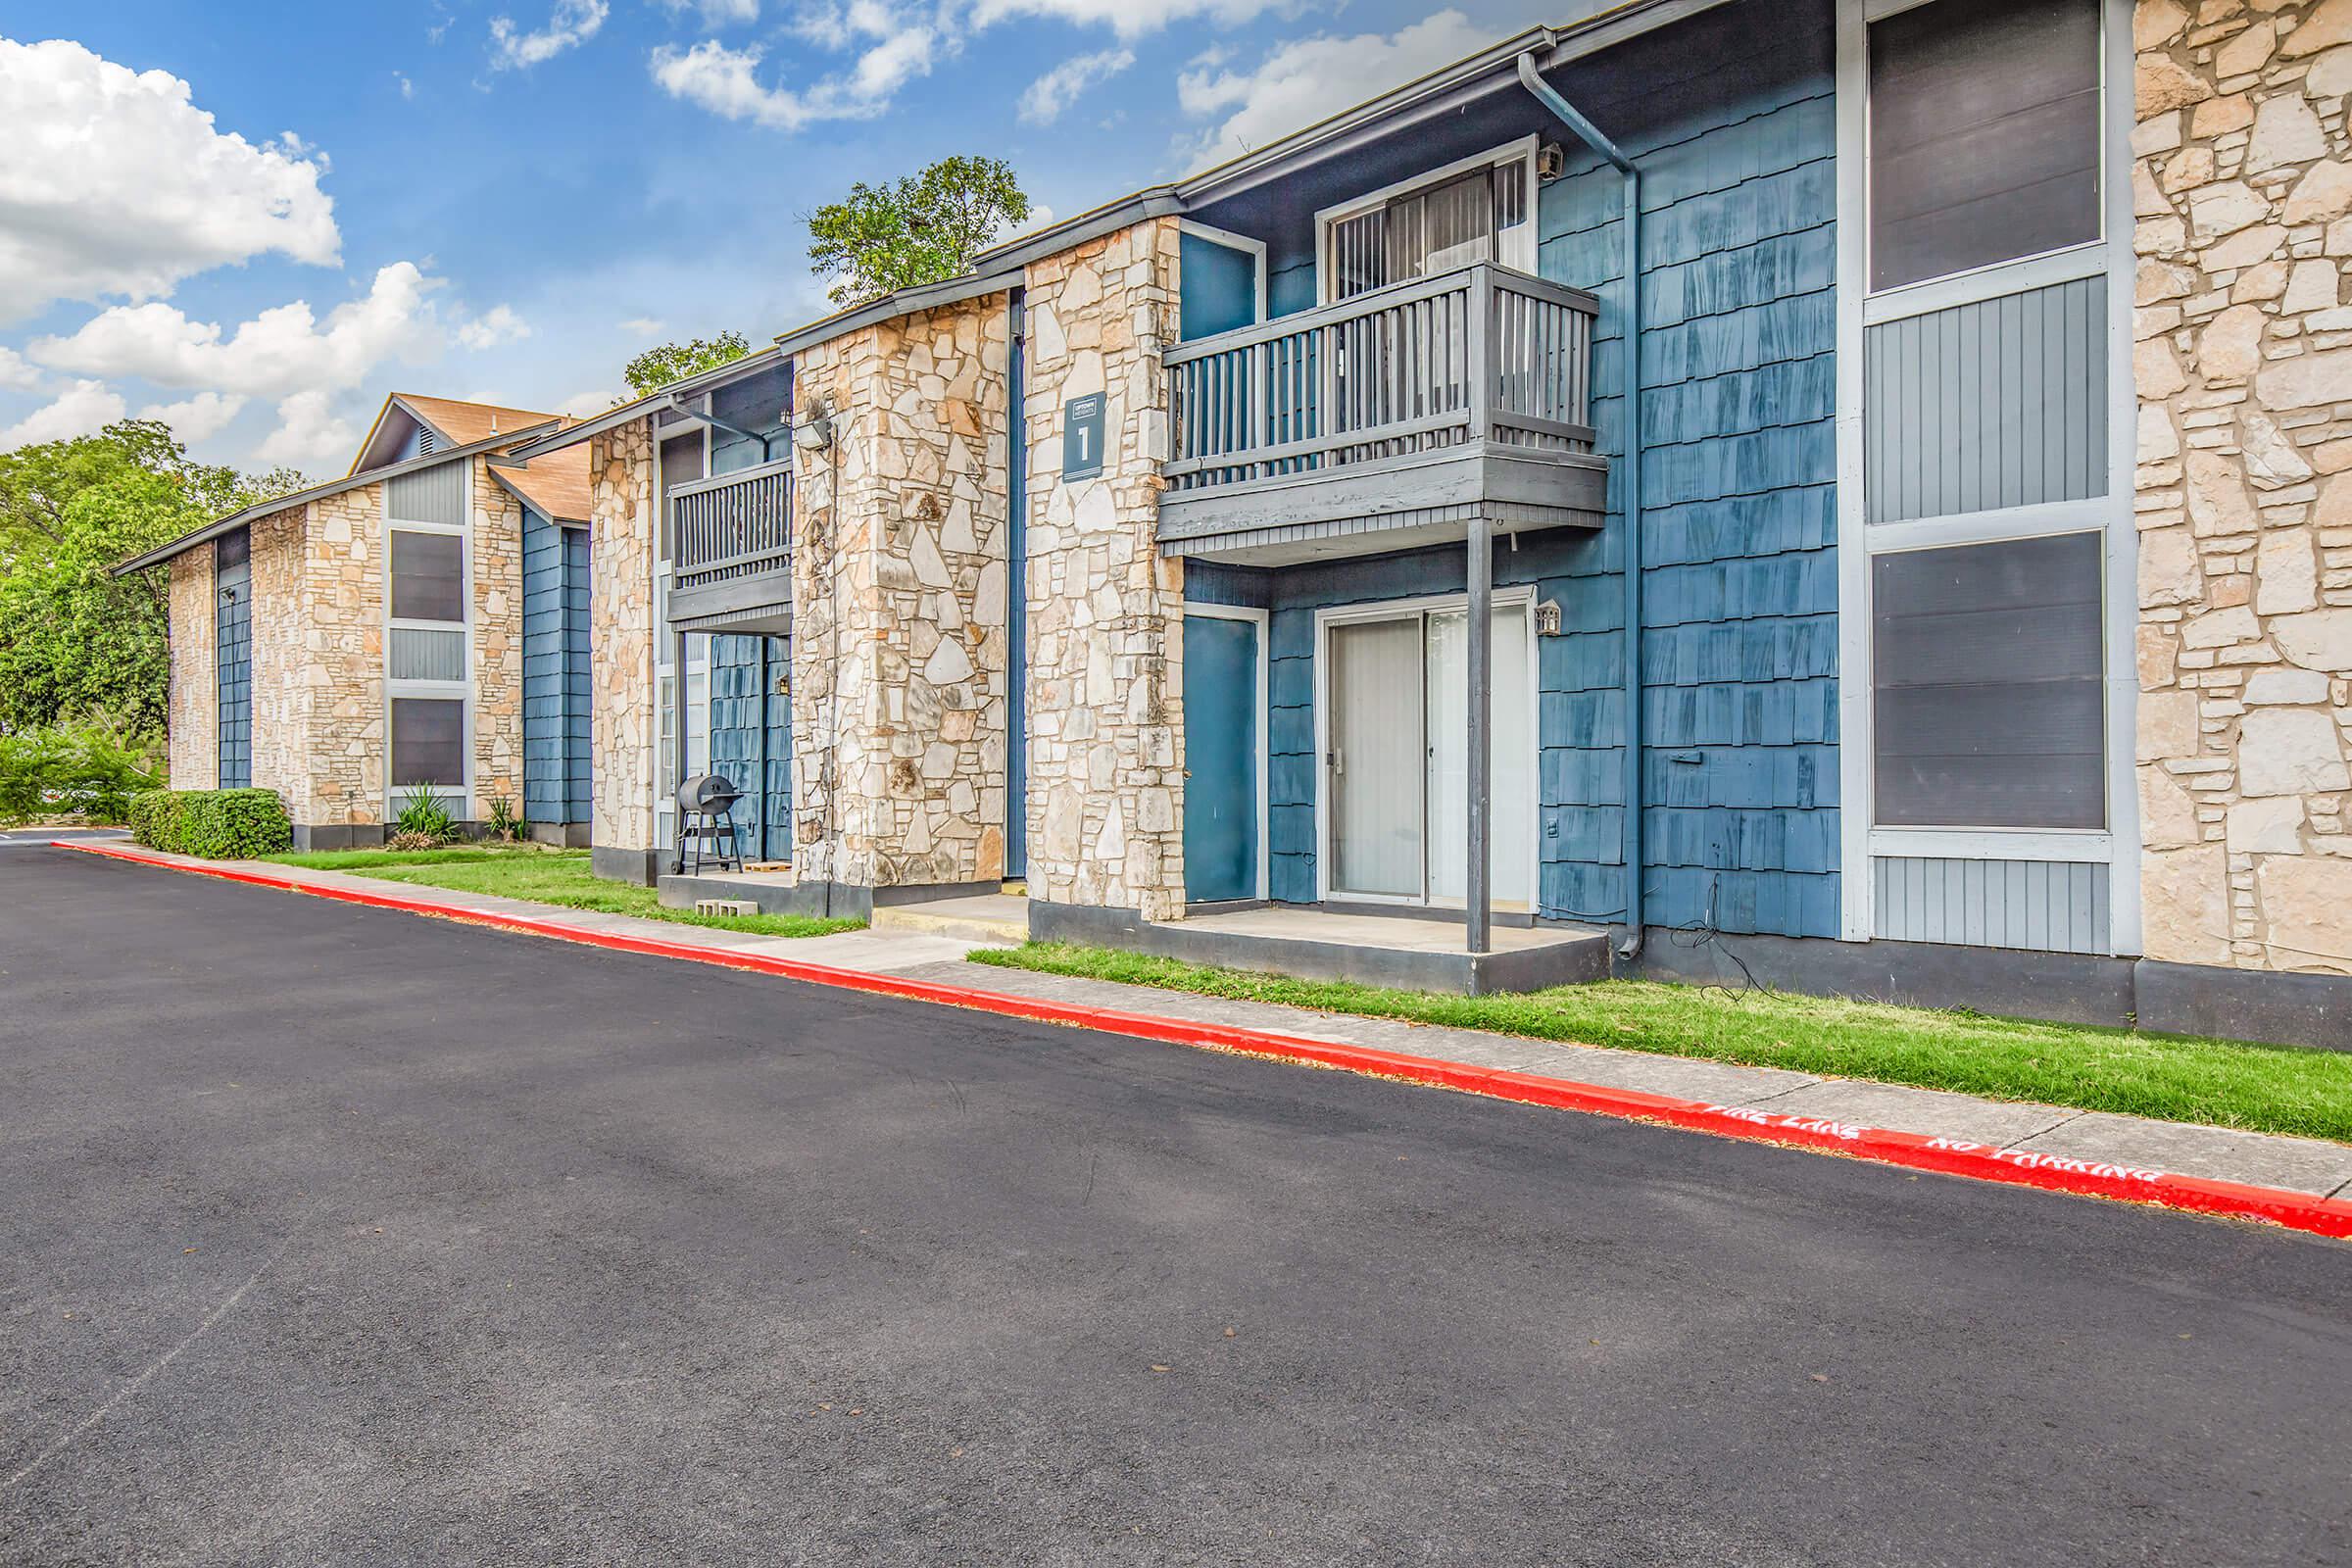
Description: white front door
xmin=1425 ymin=606 xmax=1534 ymax=910
xmin=1323 ymin=598 xmax=1535 ymax=910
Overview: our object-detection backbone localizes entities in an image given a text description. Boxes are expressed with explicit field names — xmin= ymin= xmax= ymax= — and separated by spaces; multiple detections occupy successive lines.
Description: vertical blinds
xmin=1331 ymin=161 xmax=1530 ymax=301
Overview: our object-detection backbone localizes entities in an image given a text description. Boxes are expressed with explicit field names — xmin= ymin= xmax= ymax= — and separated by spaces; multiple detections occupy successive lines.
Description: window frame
xmin=1834 ymin=0 xmax=2140 ymax=951
xmin=382 ymin=466 xmax=473 ymax=816
xmin=1313 ymin=135 xmax=1540 ymax=306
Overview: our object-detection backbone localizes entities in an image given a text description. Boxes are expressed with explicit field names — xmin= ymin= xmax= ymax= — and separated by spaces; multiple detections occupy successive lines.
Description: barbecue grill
xmin=675 ymin=773 xmax=746 ymax=874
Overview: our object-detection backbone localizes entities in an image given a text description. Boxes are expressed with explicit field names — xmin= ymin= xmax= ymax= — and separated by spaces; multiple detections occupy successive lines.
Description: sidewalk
xmin=57 ymin=839 xmax=2352 ymax=1240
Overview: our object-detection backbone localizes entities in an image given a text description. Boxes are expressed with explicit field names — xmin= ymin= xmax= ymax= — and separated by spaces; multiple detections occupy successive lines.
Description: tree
xmin=623 ymin=331 xmax=751 ymax=399
xmin=807 ymin=155 xmax=1030 ymax=308
xmin=0 ymin=421 xmax=304 ymax=739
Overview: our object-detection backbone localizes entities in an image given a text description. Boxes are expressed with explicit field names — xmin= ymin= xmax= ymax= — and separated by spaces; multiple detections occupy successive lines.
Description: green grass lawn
xmin=970 ymin=943 xmax=2352 ymax=1144
xmin=266 ymin=845 xmax=863 ymax=939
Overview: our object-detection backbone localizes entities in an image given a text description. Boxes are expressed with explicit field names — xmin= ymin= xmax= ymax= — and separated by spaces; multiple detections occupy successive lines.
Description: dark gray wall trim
xmin=290 ymin=822 xmax=389 ymax=853
xmin=591 ymin=845 xmax=664 ymax=886
xmin=1619 ymin=927 xmax=2352 ymax=1052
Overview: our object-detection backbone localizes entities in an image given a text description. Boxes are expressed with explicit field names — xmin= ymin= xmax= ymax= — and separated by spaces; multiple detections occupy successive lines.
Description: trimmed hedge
xmin=128 ymin=788 xmax=293 ymax=859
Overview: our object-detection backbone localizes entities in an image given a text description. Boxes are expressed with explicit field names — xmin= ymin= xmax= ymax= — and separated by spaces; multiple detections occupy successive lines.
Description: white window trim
xmin=381 ymin=468 xmax=474 ymax=817
xmin=1174 ymin=220 xmax=1269 ymax=326
xmin=1311 ymin=586 xmax=1541 ymax=912
xmin=1181 ymin=602 xmax=1271 ymax=903
xmin=1835 ymin=0 xmax=2140 ymax=953
xmin=1313 ymin=135 xmax=1540 ymax=306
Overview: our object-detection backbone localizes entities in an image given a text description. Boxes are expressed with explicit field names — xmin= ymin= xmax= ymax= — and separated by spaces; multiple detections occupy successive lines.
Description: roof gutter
xmin=1515 ymin=49 xmax=1648 ymax=962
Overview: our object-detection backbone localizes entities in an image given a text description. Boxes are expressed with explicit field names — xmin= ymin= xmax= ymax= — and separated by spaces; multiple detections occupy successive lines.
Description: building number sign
xmin=1062 ymin=393 xmax=1105 ymax=480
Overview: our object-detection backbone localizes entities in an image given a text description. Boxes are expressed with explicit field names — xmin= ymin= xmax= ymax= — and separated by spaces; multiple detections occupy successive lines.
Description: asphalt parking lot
xmin=4 ymin=846 xmax=2348 ymax=1566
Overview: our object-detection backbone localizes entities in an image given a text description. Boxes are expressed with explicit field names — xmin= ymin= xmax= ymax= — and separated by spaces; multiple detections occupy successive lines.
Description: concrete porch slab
xmin=1033 ymin=899 xmax=1612 ymax=995
xmin=658 ymin=867 xmax=808 ymax=916
xmin=870 ymin=893 xmax=1032 ymax=946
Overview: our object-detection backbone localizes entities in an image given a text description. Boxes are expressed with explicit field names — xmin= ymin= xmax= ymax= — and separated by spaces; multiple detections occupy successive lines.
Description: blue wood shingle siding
xmin=521 ymin=511 xmax=591 ymax=826
xmin=1186 ymin=1 xmax=1840 ymax=939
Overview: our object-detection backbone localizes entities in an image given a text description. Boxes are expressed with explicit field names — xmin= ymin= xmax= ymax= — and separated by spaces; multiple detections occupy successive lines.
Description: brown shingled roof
xmin=395 ymin=393 xmax=564 ymax=449
xmin=488 ymin=446 xmax=594 ymax=525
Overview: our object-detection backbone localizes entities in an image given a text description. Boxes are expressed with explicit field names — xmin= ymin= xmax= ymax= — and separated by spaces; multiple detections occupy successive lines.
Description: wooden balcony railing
xmin=668 ymin=460 xmax=792 ymax=593
xmin=1164 ymin=263 xmax=1600 ymax=497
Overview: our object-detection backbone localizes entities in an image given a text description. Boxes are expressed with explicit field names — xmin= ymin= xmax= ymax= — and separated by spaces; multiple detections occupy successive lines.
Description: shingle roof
xmin=488 ymin=446 xmax=594 ymax=524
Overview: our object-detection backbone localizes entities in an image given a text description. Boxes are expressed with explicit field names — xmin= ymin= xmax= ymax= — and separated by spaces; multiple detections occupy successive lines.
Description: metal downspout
xmin=1515 ymin=51 xmax=1646 ymax=962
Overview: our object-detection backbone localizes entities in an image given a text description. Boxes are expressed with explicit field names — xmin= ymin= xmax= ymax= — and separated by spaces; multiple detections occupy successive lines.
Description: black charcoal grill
xmin=675 ymin=773 xmax=747 ymax=874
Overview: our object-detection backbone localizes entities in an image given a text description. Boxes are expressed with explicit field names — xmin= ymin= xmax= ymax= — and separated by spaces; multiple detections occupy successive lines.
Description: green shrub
xmin=392 ymin=788 xmax=459 ymax=846
xmin=0 ymin=718 xmax=163 ymax=824
xmin=128 ymin=787 xmax=291 ymax=858
xmin=485 ymin=793 xmax=523 ymax=843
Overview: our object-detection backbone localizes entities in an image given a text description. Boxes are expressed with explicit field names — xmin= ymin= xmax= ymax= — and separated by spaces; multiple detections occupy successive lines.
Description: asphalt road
xmin=3 ymin=847 xmax=2348 ymax=1567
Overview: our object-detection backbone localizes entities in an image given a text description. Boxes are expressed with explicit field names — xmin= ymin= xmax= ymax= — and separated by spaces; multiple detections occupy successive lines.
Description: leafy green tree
xmin=807 ymin=155 xmax=1030 ymax=307
xmin=622 ymin=331 xmax=751 ymax=398
xmin=0 ymin=420 xmax=303 ymax=740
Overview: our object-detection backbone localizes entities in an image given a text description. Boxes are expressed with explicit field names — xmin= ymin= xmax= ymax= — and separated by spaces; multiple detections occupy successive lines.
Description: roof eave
xmin=112 ymin=418 xmax=563 ymax=576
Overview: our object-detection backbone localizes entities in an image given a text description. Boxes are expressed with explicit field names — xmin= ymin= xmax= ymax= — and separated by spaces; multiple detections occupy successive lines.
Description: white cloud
xmin=969 ymin=0 xmax=1277 ymax=41
xmin=620 ymin=317 xmax=667 ymax=337
xmin=30 ymin=262 xmax=446 ymax=397
xmin=0 ymin=37 xmax=339 ymax=325
xmin=556 ymin=388 xmax=626 ymax=417
xmin=0 ymin=380 xmax=127 ymax=453
xmin=650 ymin=29 xmax=937 ymax=130
xmin=255 ymin=388 xmax=359 ymax=469
xmin=0 ymin=345 xmax=37 ymax=391
xmin=457 ymin=304 xmax=531 ymax=350
xmin=1019 ymin=47 xmax=1132 ymax=125
xmin=137 ymin=391 xmax=249 ymax=443
xmin=657 ymin=0 xmax=760 ymax=24
xmin=489 ymin=0 xmax=610 ymax=70
xmin=394 ymin=71 xmax=416 ymax=99
xmin=1175 ymin=11 xmax=1492 ymax=168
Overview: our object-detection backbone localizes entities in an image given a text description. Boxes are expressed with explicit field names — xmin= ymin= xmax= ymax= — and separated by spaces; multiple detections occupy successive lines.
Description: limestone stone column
xmin=589 ymin=419 xmax=658 ymax=874
xmin=1020 ymin=220 xmax=1188 ymax=922
xmin=2133 ymin=0 xmax=2352 ymax=974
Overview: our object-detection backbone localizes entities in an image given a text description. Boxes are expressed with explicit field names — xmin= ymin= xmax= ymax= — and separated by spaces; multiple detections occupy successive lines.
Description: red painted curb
xmin=56 ymin=838 xmax=2352 ymax=1242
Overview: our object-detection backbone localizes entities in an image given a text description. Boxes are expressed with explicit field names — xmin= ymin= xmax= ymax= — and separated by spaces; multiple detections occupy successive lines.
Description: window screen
xmin=390 ymin=529 xmax=465 ymax=623
xmin=391 ymin=698 xmax=466 ymax=788
xmin=1868 ymin=0 xmax=2101 ymax=292
xmin=1873 ymin=533 xmax=2104 ymax=829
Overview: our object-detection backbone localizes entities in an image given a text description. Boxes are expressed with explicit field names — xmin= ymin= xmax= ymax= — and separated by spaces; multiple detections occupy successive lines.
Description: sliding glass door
xmin=1323 ymin=601 xmax=1535 ymax=910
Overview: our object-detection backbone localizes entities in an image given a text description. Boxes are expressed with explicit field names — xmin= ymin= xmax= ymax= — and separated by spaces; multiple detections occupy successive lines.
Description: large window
xmin=1323 ymin=142 xmax=1536 ymax=302
xmin=390 ymin=697 xmax=466 ymax=790
xmin=1867 ymin=0 xmax=2101 ymax=292
xmin=390 ymin=529 xmax=465 ymax=622
xmin=1872 ymin=533 xmax=2104 ymax=830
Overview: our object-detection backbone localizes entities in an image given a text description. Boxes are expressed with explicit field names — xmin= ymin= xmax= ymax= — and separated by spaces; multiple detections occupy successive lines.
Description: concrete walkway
xmin=72 ymin=843 xmax=2352 ymax=1206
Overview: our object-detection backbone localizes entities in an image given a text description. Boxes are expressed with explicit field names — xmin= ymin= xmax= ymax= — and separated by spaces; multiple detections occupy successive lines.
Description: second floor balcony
xmin=664 ymin=458 xmax=794 ymax=634
xmin=1158 ymin=263 xmax=1608 ymax=567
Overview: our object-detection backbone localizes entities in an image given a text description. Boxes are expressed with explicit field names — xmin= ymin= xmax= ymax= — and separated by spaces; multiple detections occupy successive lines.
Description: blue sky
xmin=0 ymin=0 xmax=1525 ymax=474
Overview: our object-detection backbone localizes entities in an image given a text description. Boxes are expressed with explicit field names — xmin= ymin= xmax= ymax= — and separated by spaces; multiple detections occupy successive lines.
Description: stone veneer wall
xmin=791 ymin=296 xmax=1013 ymax=890
xmin=167 ymin=548 xmax=216 ymax=788
xmin=589 ymin=420 xmax=658 ymax=856
xmin=2134 ymin=0 xmax=2352 ymax=974
xmin=470 ymin=456 xmax=525 ymax=808
xmin=296 ymin=485 xmax=386 ymax=826
xmin=1020 ymin=220 xmax=1188 ymax=920
xmin=246 ymin=504 xmax=310 ymax=819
